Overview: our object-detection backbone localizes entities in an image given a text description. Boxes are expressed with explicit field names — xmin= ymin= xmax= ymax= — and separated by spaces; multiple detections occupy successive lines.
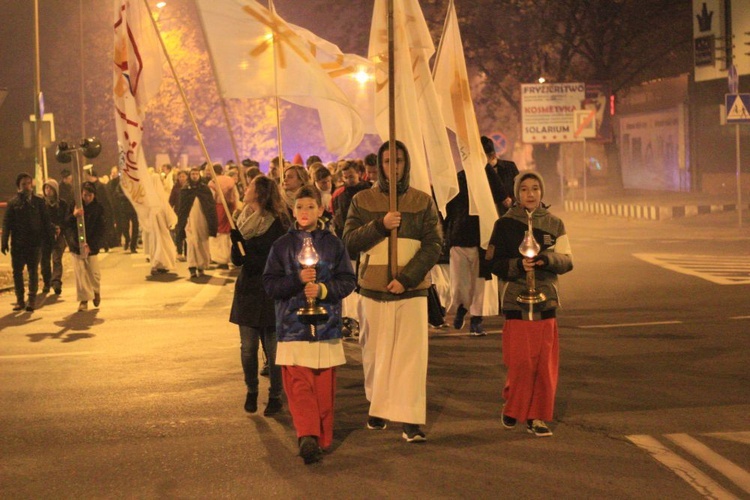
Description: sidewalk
xmin=562 ymin=185 xmax=750 ymax=221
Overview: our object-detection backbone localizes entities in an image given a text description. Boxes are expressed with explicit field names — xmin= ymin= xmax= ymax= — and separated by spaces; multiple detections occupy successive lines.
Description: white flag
xmin=368 ymin=0 xmax=458 ymax=215
xmin=433 ymin=0 xmax=496 ymax=247
xmin=292 ymin=24 xmax=377 ymax=135
xmin=113 ymin=0 xmax=176 ymax=270
xmin=194 ymin=0 xmax=364 ymax=157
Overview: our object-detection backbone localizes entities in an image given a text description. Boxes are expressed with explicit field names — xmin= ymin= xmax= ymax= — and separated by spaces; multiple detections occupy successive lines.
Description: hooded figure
xmin=41 ymin=178 xmax=69 ymax=295
xmin=484 ymin=170 xmax=573 ymax=438
xmin=175 ymin=168 xmax=218 ymax=278
xmin=342 ymin=140 xmax=443 ymax=443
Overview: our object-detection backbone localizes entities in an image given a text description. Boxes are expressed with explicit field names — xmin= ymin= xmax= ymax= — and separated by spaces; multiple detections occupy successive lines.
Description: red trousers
xmin=501 ymin=318 xmax=559 ymax=422
xmin=282 ymin=365 xmax=337 ymax=449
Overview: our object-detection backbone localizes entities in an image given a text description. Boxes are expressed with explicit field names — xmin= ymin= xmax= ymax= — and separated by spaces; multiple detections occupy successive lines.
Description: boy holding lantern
xmin=485 ymin=171 xmax=573 ymax=437
xmin=263 ymin=185 xmax=356 ymax=464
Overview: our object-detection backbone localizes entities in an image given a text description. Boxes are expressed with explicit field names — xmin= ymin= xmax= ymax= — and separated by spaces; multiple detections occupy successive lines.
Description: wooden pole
xmin=33 ymin=0 xmax=45 ymax=187
xmin=270 ymin=0 xmax=285 ymax=174
xmin=143 ymin=0 xmax=242 ymax=252
xmin=387 ymin=0 xmax=398 ymax=280
xmin=193 ymin=0 xmax=241 ymax=167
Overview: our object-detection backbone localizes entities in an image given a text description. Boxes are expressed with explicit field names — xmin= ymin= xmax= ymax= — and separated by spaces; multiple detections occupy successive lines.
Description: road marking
xmin=634 ymin=253 xmax=750 ymax=285
xmin=429 ymin=329 xmax=502 ymax=337
xmin=706 ymin=431 xmax=750 ymax=445
xmin=627 ymin=434 xmax=738 ymax=499
xmin=578 ymin=321 xmax=682 ymax=329
xmin=178 ymin=275 xmax=227 ymax=312
xmin=666 ymin=433 xmax=750 ymax=495
xmin=0 ymin=351 xmax=98 ymax=360
xmin=730 ymin=316 xmax=750 ymax=320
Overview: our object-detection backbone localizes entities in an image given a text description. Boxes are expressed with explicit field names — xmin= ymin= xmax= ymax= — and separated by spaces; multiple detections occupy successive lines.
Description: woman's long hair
xmin=252 ymin=175 xmax=291 ymax=229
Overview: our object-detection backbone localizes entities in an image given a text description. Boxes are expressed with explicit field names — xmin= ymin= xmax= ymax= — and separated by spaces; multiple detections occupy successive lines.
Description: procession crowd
xmin=3 ymin=137 xmax=572 ymax=465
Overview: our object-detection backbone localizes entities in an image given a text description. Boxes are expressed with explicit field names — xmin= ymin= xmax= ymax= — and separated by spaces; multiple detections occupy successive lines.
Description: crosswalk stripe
xmin=627 ymin=434 xmax=738 ymax=499
xmin=666 ymin=433 xmax=750 ymax=495
xmin=634 ymin=253 xmax=750 ymax=285
xmin=178 ymin=275 xmax=227 ymax=312
xmin=578 ymin=321 xmax=682 ymax=329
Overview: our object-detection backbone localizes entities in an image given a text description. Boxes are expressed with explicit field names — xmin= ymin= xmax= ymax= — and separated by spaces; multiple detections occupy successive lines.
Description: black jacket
xmin=64 ymin=200 xmax=106 ymax=256
xmin=2 ymin=193 xmax=53 ymax=251
xmin=229 ymin=218 xmax=286 ymax=328
xmin=444 ymin=170 xmax=480 ymax=248
xmin=175 ymin=183 xmax=218 ymax=239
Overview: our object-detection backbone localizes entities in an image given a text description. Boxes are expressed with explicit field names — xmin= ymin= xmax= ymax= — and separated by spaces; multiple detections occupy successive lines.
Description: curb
xmin=564 ymin=200 xmax=750 ymax=221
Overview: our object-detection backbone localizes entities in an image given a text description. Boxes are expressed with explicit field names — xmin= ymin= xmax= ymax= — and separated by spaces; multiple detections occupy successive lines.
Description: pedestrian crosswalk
xmin=633 ymin=253 xmax=750 ymax=285
xmin=627 ymin=432 xmax=750 ymax=499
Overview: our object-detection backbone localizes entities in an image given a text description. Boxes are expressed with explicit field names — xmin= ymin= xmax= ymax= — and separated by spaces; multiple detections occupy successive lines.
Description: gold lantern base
xmin=516 ymin=290 xmax=547 ymax=305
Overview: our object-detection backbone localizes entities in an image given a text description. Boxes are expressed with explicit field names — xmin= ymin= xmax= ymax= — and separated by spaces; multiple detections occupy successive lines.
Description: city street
xmin=1 ymin=211 xmax=749 ymax=498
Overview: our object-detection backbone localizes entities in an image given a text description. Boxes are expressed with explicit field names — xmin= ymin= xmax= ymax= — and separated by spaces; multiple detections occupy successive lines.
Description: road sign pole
xmin=583 ymin=139 xmax=588 ymax=205
xmin=736 ymin=124 xmax=743 ymax=228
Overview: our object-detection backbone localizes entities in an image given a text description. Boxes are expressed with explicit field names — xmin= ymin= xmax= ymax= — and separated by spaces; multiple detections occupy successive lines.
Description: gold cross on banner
xmin=242 ymin=5 xmax=311 ymax=69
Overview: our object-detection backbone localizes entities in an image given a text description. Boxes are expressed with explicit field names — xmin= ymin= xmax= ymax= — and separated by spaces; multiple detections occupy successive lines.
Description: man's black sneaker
xmin=453 ymin=304 xmax=468 ymax=329
xmin=264 ymin=397 xmax=283 ymax=416
xmin=299 ymin=436 xmax=321 ymax=464
xmin=259 ymin=362 xmax=269 ymax=377
xmin=244 ymin=392 xmax=258 ymax=413
xmin=526 ymin=419 xmax=553 ymax=437
xmin=42 ymin=285 xmax=51 ymax=294
xmin=402 ymin=424 xmax=426 ymax=443
xmin=12 ymin=302 xmax=25 ymax=312
xmin=366 ymin=416 xmax=387 ymax=430
xmin=53 ymin=285 xmax=62 ymax=295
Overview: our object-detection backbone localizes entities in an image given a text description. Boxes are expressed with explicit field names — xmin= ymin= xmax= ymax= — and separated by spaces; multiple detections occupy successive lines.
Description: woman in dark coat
xmin=229 ymin=175 xmax=289 ymax=416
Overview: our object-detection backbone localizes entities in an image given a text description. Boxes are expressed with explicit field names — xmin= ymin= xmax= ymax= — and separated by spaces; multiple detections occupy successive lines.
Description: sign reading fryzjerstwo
xmin=521 ymin=83 xmax=585 ymax=143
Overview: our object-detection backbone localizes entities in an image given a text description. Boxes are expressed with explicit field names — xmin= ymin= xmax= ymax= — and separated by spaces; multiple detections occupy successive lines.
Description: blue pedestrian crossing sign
xmin=726 ymin=94 xmax=750 ymax=123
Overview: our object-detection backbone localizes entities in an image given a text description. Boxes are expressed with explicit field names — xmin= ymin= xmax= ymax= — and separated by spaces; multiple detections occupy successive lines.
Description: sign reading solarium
xmin=521 ymin=83 xmax=585 ymax=143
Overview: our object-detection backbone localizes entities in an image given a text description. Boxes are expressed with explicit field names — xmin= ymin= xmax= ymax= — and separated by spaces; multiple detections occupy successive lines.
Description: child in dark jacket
xmin=262 ymin=185 xmax=356 ymax=464
xmin=485 ymin=171 xmax=573 ymax=438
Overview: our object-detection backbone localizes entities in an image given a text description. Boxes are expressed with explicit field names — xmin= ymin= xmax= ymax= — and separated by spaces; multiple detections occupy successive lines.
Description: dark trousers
xmin=11 ymin=246 xmax=41 ymax=303
xmin=239 ymin=325 xmax=282 ymax=399
xmin=41 ymin=234 xmax=66 ymax=288
xmin=118 ymin=208 xmax=139 ymax=251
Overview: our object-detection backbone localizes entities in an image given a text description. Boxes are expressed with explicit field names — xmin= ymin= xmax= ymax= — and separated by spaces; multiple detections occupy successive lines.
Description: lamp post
xmin=296 ymin=237 xmax=328 ymax=337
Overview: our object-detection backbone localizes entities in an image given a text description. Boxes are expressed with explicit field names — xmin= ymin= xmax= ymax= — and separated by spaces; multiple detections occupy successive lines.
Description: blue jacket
xmin=262 ymin=224 xmax=356 ymax=342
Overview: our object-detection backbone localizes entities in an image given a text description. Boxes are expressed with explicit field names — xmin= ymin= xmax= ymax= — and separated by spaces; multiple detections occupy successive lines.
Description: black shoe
xmin=299 ymin=436 xmax=321 ymax=464
xmin=217 ymin=263 xmax=229 ymax=270
xmin=189 ymin=267 xmax=198 ymax=279
xmin=259 ymin=363 xmax=269 ymax=377
xmin=93 ymin=293 xmax=101 ymax=307
xmin=13 ymin=302 xmax=26 ymax=311
xmin=244 ymin=392 xmax=258 ymax=413
xmin=501 ymin=407 xmax=517 ymax=429
xmin=264 ymin=398 xmax=283 ymax=416
xmin=453 ymin=304 xmax=468 ymax=329
xmin=42 ymin=285 xmax=50 ymax=294
xmin=366 ymin=416 xmax=387 ymax=430
xmin=470 ymin=316 xmax=486 ymax=336
xmin=402 ymin=423 xmax=426 ymax=443
xmin=526 ymin=419 xmax=553 ymax=437
xmin=53 ymin=285 xmax=62 ymax=295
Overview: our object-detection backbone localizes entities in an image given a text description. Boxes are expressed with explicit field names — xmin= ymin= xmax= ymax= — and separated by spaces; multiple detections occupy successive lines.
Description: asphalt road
xmin=1 ymin=210 xmax=749 ymax=499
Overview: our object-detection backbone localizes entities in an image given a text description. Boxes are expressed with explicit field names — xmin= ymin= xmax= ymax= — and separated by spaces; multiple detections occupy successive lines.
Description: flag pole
xmin=193 ymin=4 xmax=241 ymax=167
xmin=270 ymin=0 xmax=285 ymax=171
xmin=143 ymin=0 xmax=243 ymax=254
xmin=387 ymin=0 xmax=398 ymax=280
xmin=431 ymin=0 xmax=452 ymax=78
